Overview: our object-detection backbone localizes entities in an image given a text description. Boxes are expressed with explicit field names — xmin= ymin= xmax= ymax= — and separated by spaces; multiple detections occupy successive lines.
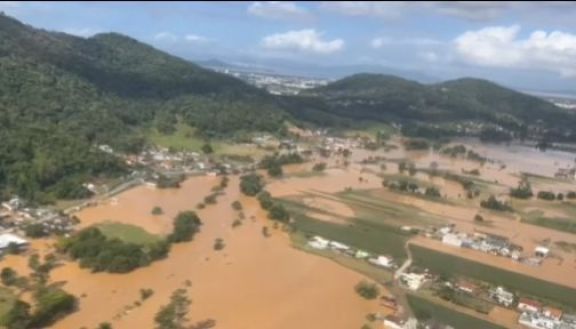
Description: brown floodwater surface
xmin=50 ymin=175 xmax=385 ymax=329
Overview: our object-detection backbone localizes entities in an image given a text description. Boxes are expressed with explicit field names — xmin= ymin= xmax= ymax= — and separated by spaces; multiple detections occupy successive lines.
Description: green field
xmin=283 ymin=199 xmax=412 ymax=260
xmin=410 ymin=245 xmax=576 ymax=309
xmin=147 ymin=124 xmax=268 ymax=158
xmin=96 ymin=222 xmax=163 ymax=245
xmin=407 ymin=294 xmax=505 ymax=329
xmin=517 ymin=202 xmax=576 ymax=234
xmin=0 ymin=288 xmax=16 ymax=324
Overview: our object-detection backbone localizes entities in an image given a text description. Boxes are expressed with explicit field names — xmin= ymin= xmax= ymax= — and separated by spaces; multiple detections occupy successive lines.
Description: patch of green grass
xmin=291 ymin=233 xmax=394 ymax=284
xmin=147 ymin=124 xmax=206 ymax=152
xmin=522 ymin=216 xmax=576 ymax=234
xmin=0 ymin=287 xmax=17 ymax=323
xmin=410 ymin=244 xmax=576 ymax=309
xmin=96 ymin=222 xmax=163 ymax=245
xmin=407 ymin=294 xmax=505 ymax=329
xmin=284 ymin=201 xmax=411 ymax=261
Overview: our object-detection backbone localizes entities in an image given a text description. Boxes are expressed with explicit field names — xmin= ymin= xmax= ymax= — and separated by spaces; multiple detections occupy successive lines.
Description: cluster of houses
xmin=307 ymin=236 xmax=397 ymax=270
xmin=436 ymin=225 xmax=549 ymax=266
xmin=518 ymin=298 xmax=576 ymax=329
xmin=1 ymin=197 xmax=76 ymax=237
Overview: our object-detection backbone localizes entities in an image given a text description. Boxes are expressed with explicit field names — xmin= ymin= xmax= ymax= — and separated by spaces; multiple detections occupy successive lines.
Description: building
xmin=400 ymin=272 xmax=427 ymax=291
xmin=543 ymin=306 xmax=563 ymax=321
xmin=490 ymin=286 xmax=515 ymax=307
xmin=456 ymin=280 xmax=478 ymax=294
xmin=535 ymin=246 xmax=550 ymax=258
xmin=370 ymin=255 xmax=394 ymax=268
xmin=518 ymin=298 xmax=542 ymax=313
xmin=383 ymin=315 xmax=405 ymax=329
xmin=308 ymin=236 xmax=329 ymax=250
xmin=329 ymin=241 xmax=350 ymax=251
xmin=442 ymin=233 xmax=463 ymax=248
xmin=0 ymin=233 xmax=28 ymax=252
xmin=355 ymin=250 xmax=370 ymax=259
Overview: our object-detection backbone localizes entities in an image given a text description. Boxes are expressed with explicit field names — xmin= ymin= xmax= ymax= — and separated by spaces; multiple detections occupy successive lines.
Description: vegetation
xmin=156 ymin=174 xmax=186 ymax=189
xmin=480 ymin=195 xmax=513 ymax=212
xmin=407 ymin=294 xmax=505 ymax=329
xmin=354 ymin=281 xmax=380 ymax=300
xmin=154 ymin=289 xmax=191 ymax=329
xmin=537 ymin=191 xmax=556 ymax=201
xmin=28 ymin=286 xmax=77 ymax=328
xmin=312 ymin=162 xmax=327 ymax=172
xmin=168 ymin=211 xmax=202 ymax=243
xmin=231 ymin=201 xmax=242 ymax=211
xmin=23 ymin=223 xmax=48 ymax=238
xmin=152 ymin=206 xmax=164 ymax=215
xmin=213 ymin=238 xmax=225 ymax=251
xmin=404 ymin=139 xmax=430 ymax=151
xmin=239 ymin=174 xmax=264 ymax=196
xmin=60 ymin=227 xmax=169 ymax=273
xmin=140 ymin=288 xmax=154 ymax=301
xmin=509 ymin=178 xmax=533 ymax=199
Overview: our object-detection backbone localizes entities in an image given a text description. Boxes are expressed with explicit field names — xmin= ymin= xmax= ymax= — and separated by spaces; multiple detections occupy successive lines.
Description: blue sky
xmin=2 ymin=1 xmax=576 ymax=91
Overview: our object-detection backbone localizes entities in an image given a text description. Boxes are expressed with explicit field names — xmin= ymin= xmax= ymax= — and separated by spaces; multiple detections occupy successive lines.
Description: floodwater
xmin=48 ymin=175 xmax=384 ymax=329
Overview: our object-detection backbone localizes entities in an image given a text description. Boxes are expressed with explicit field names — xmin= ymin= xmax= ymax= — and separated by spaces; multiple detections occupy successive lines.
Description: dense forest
xmin=2 ymin=13 xmax=576 ymax=203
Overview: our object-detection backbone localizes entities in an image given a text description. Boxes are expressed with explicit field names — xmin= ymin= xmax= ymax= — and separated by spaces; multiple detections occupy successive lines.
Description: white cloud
xmin=62 ymin=27 xmax=102 ymax=38
xmin=261 ymin=29 xmax=344 ymax=54
xmin=455 ymin=25 xmax=576 ymax=77
xmin=420 ymin=51 xmax=439 ymax=62
xmin=320 ymin=1 xmax=405 ymax=19
xmin=153 ymin=32 xmax=210 ymax=44
xmin=184 ymin=34 xmax=208 ymax=43
xmin=248 ymin=1 xmax=310 ymax=20
xmin=154 ymin=32 xmax=179 ymax=42
xmin=371 ymin=36 xmax=442 ymax=48
xmin=428 ymin=1 xmax=513 ymax=21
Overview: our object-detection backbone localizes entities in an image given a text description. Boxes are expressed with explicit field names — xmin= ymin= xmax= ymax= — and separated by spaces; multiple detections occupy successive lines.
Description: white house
xmin=442 ymin=233 xmax=463 ymax=248
xmin=329 ymin=241 xmax=350 ymax=251
xmin=0 ymin=233 xmax=28 ymax=252
xmin=400 ymin=272 xmax=427 ymax=291
xmin=534 ymin=246 xmax=550 ymax=258
xmin=490 ymin=286 xmax=515 ymax=307
xmin=383 ymin=315 xmax=404 ymax=329
xmin=370 ymin=255 xmax=394 ymax=268
xmin=308 ymin=236 xmax=329 ymax=250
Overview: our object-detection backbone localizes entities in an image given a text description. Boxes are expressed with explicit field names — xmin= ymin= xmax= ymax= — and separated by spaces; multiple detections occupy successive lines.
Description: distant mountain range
xmin=1 ymin=12 xmax=576 ymax=201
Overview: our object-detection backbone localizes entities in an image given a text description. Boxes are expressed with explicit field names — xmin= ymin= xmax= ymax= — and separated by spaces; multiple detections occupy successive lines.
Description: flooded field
xmin=47 ymin=176 xmax=385 ymax=329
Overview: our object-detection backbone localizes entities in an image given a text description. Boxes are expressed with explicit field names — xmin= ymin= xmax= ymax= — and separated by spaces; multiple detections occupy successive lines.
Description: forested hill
xmin=0 ymin=13 xmax=286 ymax=202
xmin=306 ymin=73 xmax=576 ymax=140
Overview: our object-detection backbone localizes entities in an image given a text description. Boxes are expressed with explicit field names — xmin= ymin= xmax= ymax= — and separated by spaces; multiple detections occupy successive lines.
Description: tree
xmin=425 ymin=187 xmax=441 ymax=198
xmin=154 ymin=289 xmax=191 ymax=329
xmin=557 ymin=193 xmax=564 ymax=201
xmin=29 ymin=287 xmax=77 ymax=328
xmin=509 ymin=178 xmax=533 ymax=199
xmin=1 ymin=267 xmax=18 ymax=286
xmin=267 ymin=163 xmax=283 ymax=177
xmin=140 ymin=288 xmax=154 ymax=301
xmin=480 ymin=195 xmax=513 ymax=212
xmin=354 ymin=281 xmax=380 ymax=300
xmin=567 ymin=191 xmax=576 ymax=199
xmin=151 ymin=206 xmax=163 ymax=215
xmin=168 ymin=211 xmax=202 ymax=243
xmin=24 ymin=223 xmax=47 ymax=238
xmin=3 ymin=300 xmax=31 ymax=329
xmin=537 ymin=191 xmax=556 ymax=201
xmin=268 ymin=203 xmax=290 ymax=222
xmin=213 ymin=238 xmax=225 ymax=251
xmin=239 ymin=174 xmax=264 ymax=196
xmin=231 ymin=201 xmax=242 ymax=211
xmin=98 ymin=323 xmax=113 ymax=329
xmin=201 ymin=143 xmax=213 ymax=155
xmin=474 ymin=214 xmax=484 ymax=222
xmin=312 ymin=163 xmax=326 ymax=172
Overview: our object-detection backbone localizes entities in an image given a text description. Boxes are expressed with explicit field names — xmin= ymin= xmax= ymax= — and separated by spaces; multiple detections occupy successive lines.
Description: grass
xmin=283 ymin=199 xmax=411 ymax=261
xmin=147 ymin=124 xmax=268 ymax=158
xmin=0 ymin=287 xmax=16 ymax=324
xmin=290 ymin=233 xmax=394 ymax=284
xmin=407 ymin=293 xmax=506 ymax=329
xmin=517 ymin=202 xmax=576 ymax=234
xmin=410 ymin=244 xmax=576 ymax=309
xmin=96 ymin=222 xmax=163 ymax=245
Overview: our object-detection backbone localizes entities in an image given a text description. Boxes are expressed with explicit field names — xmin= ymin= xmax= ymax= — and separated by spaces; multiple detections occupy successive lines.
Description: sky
xmin=2 ymin=1 xmax=576 ymax=92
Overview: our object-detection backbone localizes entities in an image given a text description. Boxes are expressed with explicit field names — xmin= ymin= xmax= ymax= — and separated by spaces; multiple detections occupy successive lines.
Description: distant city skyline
xmin=3 ymin=1 xmax=576 ymax=92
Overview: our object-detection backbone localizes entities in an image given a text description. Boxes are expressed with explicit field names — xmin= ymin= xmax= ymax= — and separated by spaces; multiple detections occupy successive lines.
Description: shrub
xmin=480 ymin=195 xmax=513 ymax=212
xmin=239 ymin=174 xmax=264 ymax=196
xmin=354 ymin=281 xmax=380 ymax=300
xmin=567 ymin=191 xmax=576 ymax=199
xmin=312 ymin=163 xmax=326 ymax=172
xmin=231 ymin=201 xmax=242 ymax=211
xmin=168 ymin=211 xmax=202 ymax=243
xmin=474 ymin=214 xmax=484 ymax=222
xmin=213 ymin=239 xmax=225 ymax=251
xmin=151 ymin=207 xmax=163 ymax=216
xmin=140 ymin=288 xmax=154 ymax=301
xmin=537 ymin=191 xmax=556 ymax=201
xmin=24 ymin=223 xmax=47 ymax=238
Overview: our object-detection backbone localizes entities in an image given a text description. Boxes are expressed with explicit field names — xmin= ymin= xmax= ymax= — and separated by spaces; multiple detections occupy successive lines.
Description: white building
xmin=490 ymin=286 xmax=515 ymax=307
xmin=518 ymin=298 xmax=542 ymax=313
xmin=535 ymin=246 xmax=550 ymax=258
xmin=400 ymin=273 xmax=427 ymax=291
xmin=329 ymin=241 xmax=350 ymax=251
xmin=308 ymin=236 xmax=329 ymax=250
xmin=0 ymin=233 xmax=28 ymax=251
xmin=442 ymin=233 xmax=463 ymax=248
xmin=369 ymin=255 xmax=394 ymax=268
